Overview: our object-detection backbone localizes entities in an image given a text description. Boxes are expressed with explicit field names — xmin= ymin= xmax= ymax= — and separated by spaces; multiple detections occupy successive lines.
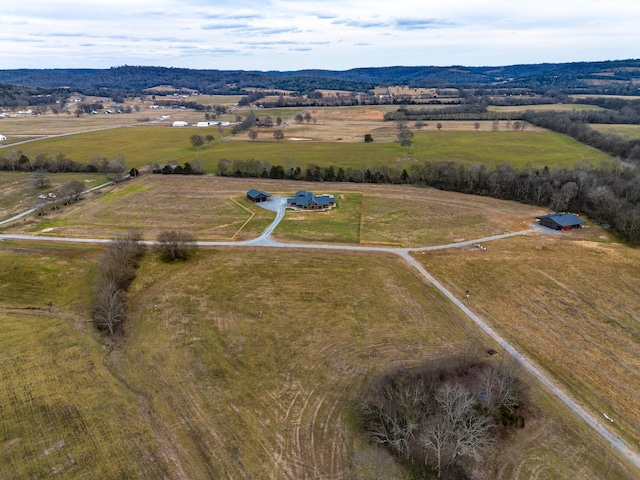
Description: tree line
xmin=91 ymin=230 xmax=197 ymax=336
xmin=0 ymin=150 xmax=130 ymax=175
xmin=217 ymin=157 xmax=640 ymax=244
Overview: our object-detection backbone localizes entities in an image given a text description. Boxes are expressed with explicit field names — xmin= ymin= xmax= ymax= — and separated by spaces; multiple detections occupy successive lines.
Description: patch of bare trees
xmin=359 ymin=359 xmax=524 ymax=479
xmin=156 ymin=231 xmax=197 ymax=262
xmin=91 ymin=231 xmax=145 ymax=335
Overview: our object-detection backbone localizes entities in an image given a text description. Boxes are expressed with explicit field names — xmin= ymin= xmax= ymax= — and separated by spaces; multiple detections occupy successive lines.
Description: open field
xmin=6 ymin=127 xmax=607 ymax=171
xmin=2 ymin=176 xmax=545 ymax=246
xmin=0 ymin=172 xmax=109 ymax=222
xmin=358 ymin=185 xmax=544 ymax=246
xmin=488 ymin=104 xmax=606 ymax=113
xmin=0 ymin=244 xmax=177 ymax=479
xmin=570 ymin=95 xmax=640 ymax=101
xmin=591 ymin=123 xmax=640 ymax=140
xmin=1 ymin=104 xmax=612 ymax=171
xmin=0 ymin=113 xmax=149 ymax=136
xmin=1 ymin=242 xmax=637 ymax=479
xmin=1 ymin=175 xmax=276 ymax=241
xmin=413 ymin=229 xmax=640 ymax=453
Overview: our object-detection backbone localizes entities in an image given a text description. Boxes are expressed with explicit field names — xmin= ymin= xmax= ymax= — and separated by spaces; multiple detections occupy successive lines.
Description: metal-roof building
xmin=535 ymin=213 xmax=585 ymax=230
xmin=286 ymin=190 xmax=335 ymax=210
xmin=246 ymin=189 xmax=272 ymax=203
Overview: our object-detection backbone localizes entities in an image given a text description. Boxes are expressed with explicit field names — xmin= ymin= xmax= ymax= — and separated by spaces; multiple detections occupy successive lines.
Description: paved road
xmin=1 ymin=196 xmax=639 ymax=471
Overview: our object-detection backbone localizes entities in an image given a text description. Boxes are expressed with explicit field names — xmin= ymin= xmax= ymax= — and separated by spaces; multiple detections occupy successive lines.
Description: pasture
xmin=3 ymin=176 xmax=543 ymax=246
xmin=0 ymin=172 xmax=108 ymax=222
xmin=415 ymin=229 xmax=640 ymax=452
xmin=4 ymin=129 xmax=611 ymax=171
xmin=3 ymin=175 xmax=275 ymax=241
xmin=1 ymin=242 xmax=637 ymax=479
xmin=591 ymin=123 xmax=640 ymax=140
xmin=488 ymin=103 xmax=606 ymax=113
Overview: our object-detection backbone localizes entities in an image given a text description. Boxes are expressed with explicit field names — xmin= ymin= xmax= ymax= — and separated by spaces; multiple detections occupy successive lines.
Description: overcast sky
xmin=2 ymin=0 xmax=639 ymax=71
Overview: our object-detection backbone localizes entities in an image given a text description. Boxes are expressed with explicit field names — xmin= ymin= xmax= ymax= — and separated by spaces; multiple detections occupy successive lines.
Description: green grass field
xmin=488 ymin=104 xmax=606 ymax=113
xmin=275 ymin=192 xmax=362 ymax=243
xmin=2 ymin=127 xmax=612 ymax=173
xmin=591 ymin=123 xmax=640 ymax=140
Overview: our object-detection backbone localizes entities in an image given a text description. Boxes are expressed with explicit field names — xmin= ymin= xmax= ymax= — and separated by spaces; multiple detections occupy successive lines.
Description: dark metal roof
xmin=247 ymin=188 xmax=272 ymax=199
xmin=287 ymin=191 xmax=334 ymax=207
xmin=535 ymin=213 xmax=585 ymax=227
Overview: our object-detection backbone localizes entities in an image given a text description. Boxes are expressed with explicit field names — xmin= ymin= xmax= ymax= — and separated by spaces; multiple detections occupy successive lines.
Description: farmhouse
xmin=536 ymin=213 xmax=585 ymax=230
xmin=246 ymin=189 xmax=272 ymax=203
xmin=287 ymin=190 xmax=335 ymax=210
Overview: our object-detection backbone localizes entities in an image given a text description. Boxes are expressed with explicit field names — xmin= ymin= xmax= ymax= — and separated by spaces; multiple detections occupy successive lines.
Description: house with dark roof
xmin=286 ymin=190 xmax=335 ymax=210
xmin=246 ymin=189 xmax=272 ymax=203
xmin=535 ymin=213 xmax=585 ymax=230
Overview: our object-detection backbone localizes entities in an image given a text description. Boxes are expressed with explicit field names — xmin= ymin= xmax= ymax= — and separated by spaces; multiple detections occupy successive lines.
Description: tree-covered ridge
xmin=1 ymin=59 xmax=640 ymax=96
xmin=0 ymin=83 xmax=68 ymax=109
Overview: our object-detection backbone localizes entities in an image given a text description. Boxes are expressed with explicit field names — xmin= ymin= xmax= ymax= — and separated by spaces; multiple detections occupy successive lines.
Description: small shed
xmin=536 ymin=213 xmax=585 ymax=230
xmin=247 ymin=189 xmax=272 ymax=203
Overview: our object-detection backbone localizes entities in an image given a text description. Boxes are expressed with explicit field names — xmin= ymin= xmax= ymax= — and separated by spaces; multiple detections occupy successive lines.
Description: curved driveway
xmin=1 ymin=196 xmax=639 ymax=471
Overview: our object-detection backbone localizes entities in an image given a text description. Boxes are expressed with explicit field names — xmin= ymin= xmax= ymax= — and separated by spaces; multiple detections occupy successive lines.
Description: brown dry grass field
xmin=2 ymin=175 xmax=544 ymax=246
xmin=0 ymin=172 xmax=108 ymax=222
xmin=413 ymin=228 xmax=640 ymax=453
xmin=2 ymin=175 xmax=276 ymax=241
xmin=358 ymin=184 xmax=543 ymax=246
xmin=0 ymin=113 xmax=149 ymax=136
xmin=1 ymin=241 xmax=638 ymax=479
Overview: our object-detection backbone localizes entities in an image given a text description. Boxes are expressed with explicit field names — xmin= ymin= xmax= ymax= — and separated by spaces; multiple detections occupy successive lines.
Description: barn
xmin=286 ymin=190 xmax=335 ymax=210
xmin=536 ymin=213 xmax=585 ymax=230
xmin=246 ymin=189 xmax=272 ymax=203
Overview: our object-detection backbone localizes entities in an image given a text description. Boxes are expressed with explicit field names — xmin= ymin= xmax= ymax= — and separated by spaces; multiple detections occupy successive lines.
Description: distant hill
xmin=0 ymin=59 xmax=639 ymax=96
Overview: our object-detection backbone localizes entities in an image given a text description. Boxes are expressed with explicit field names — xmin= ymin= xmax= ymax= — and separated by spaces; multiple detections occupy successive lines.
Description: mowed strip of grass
xmin=6 ymin=175 xmax=275 ymax=240
xmin=0 ymin=172 xmax=109 ymax=222
xmin=3 ymin=126 xmax=612 ymax=172
xmin=414 ymin=231 xmax=640 ymax=453
xmin=0 ymin=244 xmax=177 ymax=479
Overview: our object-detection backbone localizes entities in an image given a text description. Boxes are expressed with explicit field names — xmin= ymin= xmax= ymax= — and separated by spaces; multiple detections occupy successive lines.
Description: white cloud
xmin=1 ymin=0 xmax=639 ymax=69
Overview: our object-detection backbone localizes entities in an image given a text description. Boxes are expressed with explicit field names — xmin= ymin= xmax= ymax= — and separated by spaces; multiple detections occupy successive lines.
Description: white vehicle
xmin=0 ymin=134 xmax=6 ymax=141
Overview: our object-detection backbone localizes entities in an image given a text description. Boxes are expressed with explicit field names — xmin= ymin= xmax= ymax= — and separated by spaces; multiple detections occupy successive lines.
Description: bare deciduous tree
xmin=273 ymin=129 xmax=285 ymax=143
xmin=92 ymin=276 xmax=125 ymax=335
xmin=156 ymin=231 xmax=197 ymax=262
xmin=422 ymin=383 xmax=494 ymax=478
xmin=91 ymin=231 xmax=145 ymax=335
xmin=33 ymin=169 xmax=50 ymax=189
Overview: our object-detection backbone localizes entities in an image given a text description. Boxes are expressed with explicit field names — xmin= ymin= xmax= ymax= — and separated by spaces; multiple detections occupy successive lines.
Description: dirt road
xmin=1 ymin=196 xmax=639 ymax=471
